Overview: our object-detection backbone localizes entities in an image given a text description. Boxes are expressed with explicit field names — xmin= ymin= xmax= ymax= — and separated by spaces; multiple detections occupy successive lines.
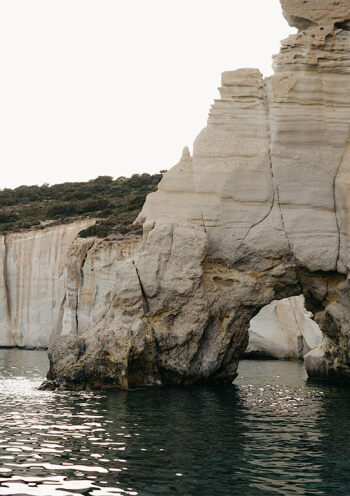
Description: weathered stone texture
xmin=0 ymin=220 xmax=95 ymax=348
xmin=44 ymin=0 xmax=350 ymax=389
xmin=247 ymin=296 xmax=322 ymax=360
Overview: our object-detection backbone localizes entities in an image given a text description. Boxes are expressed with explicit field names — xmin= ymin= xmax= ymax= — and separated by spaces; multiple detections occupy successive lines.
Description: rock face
xmin=45 ymin=0 xmax=350 ymax=389
xmin=246 ymin=296 xmax=322 ymax=360
xmin=0 ymin=220 xmax=95 ymax=348
xmin=60 ymin=236 xmax=141 ymax=339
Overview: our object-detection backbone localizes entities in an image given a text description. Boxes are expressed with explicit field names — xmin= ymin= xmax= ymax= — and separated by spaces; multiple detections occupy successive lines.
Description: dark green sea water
xmin=1 ymin=349 xmax=350 ymax=495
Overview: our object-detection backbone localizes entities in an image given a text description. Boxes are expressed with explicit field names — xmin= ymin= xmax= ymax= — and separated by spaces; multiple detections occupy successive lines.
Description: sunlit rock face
xmin=45 ymin=0 xmax=350 ymax=389
xmin=0 ymin=220 xmax=95 ymax=349
xmin=246 ymin=296 xmax=322 ymax=360
xmin=60 ymin=236 xmax=141 ymax=339
xmin=280 ymin=0 xmax=350 ymax=39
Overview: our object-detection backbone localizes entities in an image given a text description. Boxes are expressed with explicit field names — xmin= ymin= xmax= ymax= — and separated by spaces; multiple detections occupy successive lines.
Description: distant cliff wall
xmin=246 ymin=296 xmax=322 ymax=360
xmin=0 ymin=220 xmax=95 ymax=348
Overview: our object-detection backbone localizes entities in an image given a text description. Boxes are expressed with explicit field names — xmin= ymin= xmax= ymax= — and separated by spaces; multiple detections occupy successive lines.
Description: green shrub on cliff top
xmin=0 ymin=173 xmax=162 ymax=237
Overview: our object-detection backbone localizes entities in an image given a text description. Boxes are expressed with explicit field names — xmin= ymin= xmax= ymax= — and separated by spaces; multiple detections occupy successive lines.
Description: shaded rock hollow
xmin=45 ymin=0 xmax=350 ymax=389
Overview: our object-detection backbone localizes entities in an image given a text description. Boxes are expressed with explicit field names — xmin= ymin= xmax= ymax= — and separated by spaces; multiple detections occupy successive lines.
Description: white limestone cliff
xmin=1 ymin=217 xmax=316 ymax=360
xmin=246 ymin=296 xmax=322 ymax=360
xmin=44 ymin=0 xmax=350 ymax=389
xmin=0 ymin=220 xmax=95 ymax=348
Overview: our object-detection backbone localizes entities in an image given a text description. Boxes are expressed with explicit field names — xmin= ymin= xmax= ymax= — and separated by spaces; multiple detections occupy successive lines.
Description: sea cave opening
xmin=244 ymin=295 xmax=322 ymax=362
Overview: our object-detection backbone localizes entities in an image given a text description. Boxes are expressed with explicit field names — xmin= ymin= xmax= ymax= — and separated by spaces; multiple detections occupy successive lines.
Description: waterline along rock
xmin=45 ymin=0 xmax=350 ymax=389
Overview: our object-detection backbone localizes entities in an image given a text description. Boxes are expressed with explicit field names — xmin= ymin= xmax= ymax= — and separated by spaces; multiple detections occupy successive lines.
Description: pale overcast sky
xmin=0 ymin=0 xmax=293 ymax=189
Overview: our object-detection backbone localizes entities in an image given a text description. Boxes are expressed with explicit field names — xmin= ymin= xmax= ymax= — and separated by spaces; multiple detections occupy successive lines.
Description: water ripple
xmin=1 ymin=350 xmax=350 ymax=495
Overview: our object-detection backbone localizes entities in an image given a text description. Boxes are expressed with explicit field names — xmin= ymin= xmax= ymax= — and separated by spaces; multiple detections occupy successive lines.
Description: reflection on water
xmin=1 ymin=350 xmax=350 ymax=495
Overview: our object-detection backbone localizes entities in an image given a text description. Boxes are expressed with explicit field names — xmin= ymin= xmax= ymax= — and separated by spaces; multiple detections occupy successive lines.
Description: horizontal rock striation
xmin=44 ymin=0 xmax=350 ymax=389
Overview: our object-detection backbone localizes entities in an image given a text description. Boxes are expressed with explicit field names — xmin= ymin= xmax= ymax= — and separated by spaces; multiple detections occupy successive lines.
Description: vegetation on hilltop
xmin=0 ymin=173 xmax=163 ymax=237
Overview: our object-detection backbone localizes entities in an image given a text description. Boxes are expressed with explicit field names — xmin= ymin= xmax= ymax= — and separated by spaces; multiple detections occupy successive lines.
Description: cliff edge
xmin=44 ymin=0 xmax=350 ymax=389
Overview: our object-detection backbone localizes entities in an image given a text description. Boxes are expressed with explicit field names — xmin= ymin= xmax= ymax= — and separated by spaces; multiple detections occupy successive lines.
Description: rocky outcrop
xmin=44 ymin=0 xmax=350 ymax=389
xmin=246 ymin=296 xmax=322 ymax=360
xmin=0 ymin=220 xmax=95 ymax=348
xmin=61 ymin=236 xmax=141 ymax=338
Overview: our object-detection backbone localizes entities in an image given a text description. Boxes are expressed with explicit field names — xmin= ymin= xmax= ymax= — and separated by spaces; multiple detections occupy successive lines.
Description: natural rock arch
xmin=44 ymin=0 xmax=350 ymax=390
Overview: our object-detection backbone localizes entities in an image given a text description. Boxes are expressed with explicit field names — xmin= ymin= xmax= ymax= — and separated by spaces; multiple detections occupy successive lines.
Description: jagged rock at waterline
xmin=246 ymin=296 xmax=322 ymax=360
xmin=44 ymin=0 xmax=350 ymax=389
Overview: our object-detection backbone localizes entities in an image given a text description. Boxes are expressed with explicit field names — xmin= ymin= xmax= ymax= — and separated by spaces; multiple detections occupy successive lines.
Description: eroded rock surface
xmin=246 ymin=296 xmax=322 ymax=360
xmin=45 ymin=0 xmax=350 ymax=389
xmin=0 ymin=220 xmax=95 ymax=348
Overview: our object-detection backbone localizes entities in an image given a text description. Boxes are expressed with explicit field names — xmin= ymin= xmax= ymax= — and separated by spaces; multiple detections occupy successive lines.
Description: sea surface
xmin=1 ymin=350 xmax=350 ymax=495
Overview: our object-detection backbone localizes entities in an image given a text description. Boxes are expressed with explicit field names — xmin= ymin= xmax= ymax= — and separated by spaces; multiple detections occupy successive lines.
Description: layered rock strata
xmin=246 ymin=296 xmax=322 ymax=360
xmin=45 ymin=0 xmax=350 ymax=389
